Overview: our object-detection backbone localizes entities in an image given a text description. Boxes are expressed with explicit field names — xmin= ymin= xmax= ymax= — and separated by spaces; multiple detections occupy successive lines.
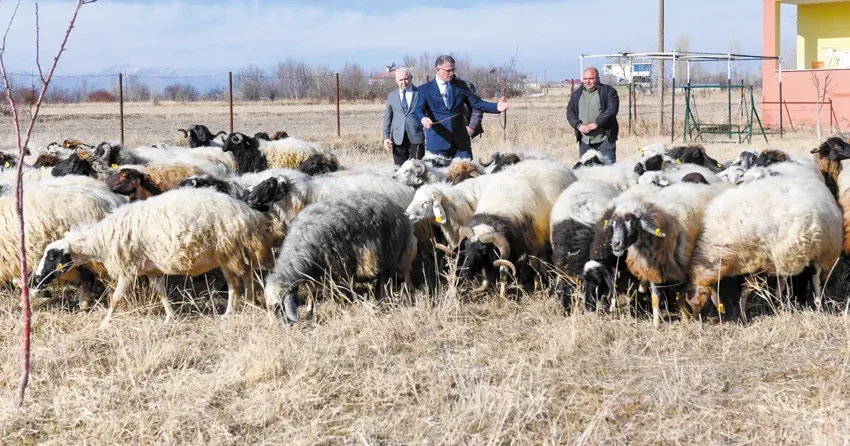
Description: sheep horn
xmin=213 ymin=130 xmax=227 ymax=138
xmin=493 ymin=259 xmax=517 ymax=277
xmin=283 ymin=293 xmax=299 ymax=323
xmin=459 ymin=226 xmax=476 ymax=243
xmin=477 ymin=231 xmax=511 ymax=261
xmin=479 ymin=152 xmax=500 ymax=167
xmin=434 ymin=242 xmax=454 ymax=255
xmin=177 ymin=129 xmax=188 ymax=138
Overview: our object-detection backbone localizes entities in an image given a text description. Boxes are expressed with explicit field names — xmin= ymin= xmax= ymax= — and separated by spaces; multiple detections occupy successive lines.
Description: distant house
xmin=601 ymin=62 xmax=651 ymax=85
xmin=762 ymin=0 xmax=850 ymax=128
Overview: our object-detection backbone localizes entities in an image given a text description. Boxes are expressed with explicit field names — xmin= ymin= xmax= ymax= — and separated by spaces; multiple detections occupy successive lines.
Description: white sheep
xmin=33 ymin=188 xmax=285 ymax=328
xmin=688 ymin=174 xmax=842 ymax=317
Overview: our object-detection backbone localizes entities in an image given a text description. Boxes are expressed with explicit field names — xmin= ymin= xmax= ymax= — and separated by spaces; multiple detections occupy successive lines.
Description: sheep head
xmin=246 ymin=177 xmax=290 ymax=211
xmin=811 ymin=136 xmax=850 ymax=161
xmin=222 ymin=132 xmax=259 ymax=153
xmin=458 ymin=226 xmax=515 ymax=280
xmin=490 ymin=153 xmax=522 ymax=173
xmin=106 ymin=168 xmax=162 ymax=200
xmin=52 ymin=153 xmax=95 ymax=178
xmin=686 ymin=284 xmax=714 ymax=317
xmin=752 ymin=149 xmax=789 ymax=167
xmin=33 ymin=238 xmax=78 ymax=289
xmin=445 ymin=160 xmax=481 ymax=185
xmin=479 ymin=152 xmax=503 ymax=167
xmin=0 ymin=152 xmax=16 ymax=170
xmin=298 ymin=153 xmax=340 ymax=176
xmin=609 ymin=212 xmax=666 ymax=257
xmin=405 ymin=187 xmax=443 ymax=223
xmin=32 ymin=154 xmax=60 ymax=168
xmin=178 ymin=124 xmax=224 ymax=148
xmin=573 ymin=149 xmax=607 ymax=169
xmin=393 ymin=159 xmax=429 ymax=188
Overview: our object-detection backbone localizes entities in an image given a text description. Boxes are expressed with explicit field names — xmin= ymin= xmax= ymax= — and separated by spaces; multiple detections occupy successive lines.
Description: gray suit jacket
xmin=383 ymin=86 xmax=425 ymax=145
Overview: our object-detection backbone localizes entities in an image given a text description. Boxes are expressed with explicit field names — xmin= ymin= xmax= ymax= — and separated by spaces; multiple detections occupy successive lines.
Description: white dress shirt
xmin=436 ymin=78 xmax=449 ymax=107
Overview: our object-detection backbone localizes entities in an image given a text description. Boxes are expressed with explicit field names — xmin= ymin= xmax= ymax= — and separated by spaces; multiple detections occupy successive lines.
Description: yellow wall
xmin=797 ymin=1 xmax=850 ymax=69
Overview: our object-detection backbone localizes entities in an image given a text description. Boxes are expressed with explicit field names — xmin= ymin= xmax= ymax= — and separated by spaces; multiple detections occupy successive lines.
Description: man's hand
xmin=586 ymin=122 xmax=598 ymax=132
xmin=578 ymin=124 xmax=589 ymax=134
xmin=466 ymin=126 xmax=474 ymax=137
xmin=497 ymin=96 xmax=509 ymax=112
xmin=421 ymin=117 xmax=433 ymax=129
xmin=383 ymin=139 xmax=393 ymax=152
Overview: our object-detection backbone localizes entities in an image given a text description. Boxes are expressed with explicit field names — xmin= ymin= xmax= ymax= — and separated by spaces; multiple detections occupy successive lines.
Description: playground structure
xmin=579 ymin=51 xmax=781 ymax=143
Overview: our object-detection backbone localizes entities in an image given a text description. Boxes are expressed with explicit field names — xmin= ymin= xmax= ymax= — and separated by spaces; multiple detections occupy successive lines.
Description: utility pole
xmin=657 ymin=0 xmax=664 ymax=136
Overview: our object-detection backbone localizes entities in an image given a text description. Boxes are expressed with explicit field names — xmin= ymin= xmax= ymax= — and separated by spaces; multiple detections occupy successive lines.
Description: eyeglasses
xmin=438 ymin=67 xmax=457 ymax=73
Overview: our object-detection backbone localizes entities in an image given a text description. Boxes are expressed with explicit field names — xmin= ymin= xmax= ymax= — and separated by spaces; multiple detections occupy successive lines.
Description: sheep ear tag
xmin=433 ymin=204 xmax=446 ymax=224
xmin=639 ymin=218 xmax=666 ymax=237
xmin=111 ymin=164 xmax=119 ymax=169
xmin=4 ymin=162 xmax=9 ymax=168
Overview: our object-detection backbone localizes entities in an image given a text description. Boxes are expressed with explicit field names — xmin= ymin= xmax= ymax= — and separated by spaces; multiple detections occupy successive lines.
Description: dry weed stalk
xmin=0 ymin=0 xmax=97 ymax=407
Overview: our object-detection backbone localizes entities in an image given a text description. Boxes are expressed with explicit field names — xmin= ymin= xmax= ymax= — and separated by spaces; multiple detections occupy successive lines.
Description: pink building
xmin=762 ymin=0 xmax=850 ymax=130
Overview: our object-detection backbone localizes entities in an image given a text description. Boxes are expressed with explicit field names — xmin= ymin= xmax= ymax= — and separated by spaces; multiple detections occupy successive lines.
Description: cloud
xmin=0 ymin=0 xmax=768 ymax=79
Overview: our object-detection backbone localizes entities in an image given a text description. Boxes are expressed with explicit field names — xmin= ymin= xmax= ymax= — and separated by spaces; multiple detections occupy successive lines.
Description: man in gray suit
xmin=383 ymin=67 xmax=425 ymax=166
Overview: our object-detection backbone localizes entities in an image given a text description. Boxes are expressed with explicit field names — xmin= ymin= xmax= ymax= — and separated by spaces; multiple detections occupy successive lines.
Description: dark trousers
xmin=579 ymin=139 xmax=617 ymax=164
xmin=393 ymin=133 xmax=425 ymax=167
xmin=425 ymin=146 xmax=473 ymax=160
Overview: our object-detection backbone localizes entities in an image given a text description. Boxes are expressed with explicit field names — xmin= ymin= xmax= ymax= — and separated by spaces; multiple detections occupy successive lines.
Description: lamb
xmin=263 ymin=192 xmax=417 ymax=324
xmin=549 ymin=179 xmax=622 ymax=310
xmin=2 ymin=176 xmax=127 ymax=308
xmin=221 ymin=132 xmax=320 ymax=173
xmin=177 ymin=125 xmax=227 ymax=148
xmin=687 ymin=174 xmax=842 ymax=318
xmin=33 ymin=188 xmax=285 ymax=328
xmin=607 ymin=182 xmax=724 ymax=327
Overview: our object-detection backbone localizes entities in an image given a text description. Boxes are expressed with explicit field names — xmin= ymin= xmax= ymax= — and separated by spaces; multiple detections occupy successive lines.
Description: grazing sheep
xmin=393 ymin=159 xmax=447 ymax=187
xmin=2 ymin=176 xmax=127 ymax=308
xmin=263 ymin=192 xmax=417 ymax=324
xmin=177 ymin=125 xmax=227 ymax=148
xmin=688 ymin=174 xmax=842 ymax=317
xmin=33 ymin=188 xmax=285 ymax=328
xmin=444 ymin=159 xmax=486 ymax=185
xmin=222 ymin=132 xmax=320 ymax=173
xmin=811 ymin=138 xmax=850 ymax=256
xmin=608 ymin=182 xmax=724 ymax=327
xmin=459 ymin=160 xmax=577 ymax=294
xmin=106 ymin=164 xmax=208 ymax=201
xmin=549 ymin=179 xmax=622 ymax=310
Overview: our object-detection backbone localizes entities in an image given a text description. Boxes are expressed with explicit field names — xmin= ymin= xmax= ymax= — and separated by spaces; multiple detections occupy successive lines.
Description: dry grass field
xmin=2 ymin=93 xmax=850 ymax=445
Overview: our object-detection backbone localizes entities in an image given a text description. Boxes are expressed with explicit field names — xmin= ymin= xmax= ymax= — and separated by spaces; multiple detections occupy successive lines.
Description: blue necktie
xmin=445 ymin=82 xmax=453 ymax=108
xmin=401 ymin=91 xmax=408 ymax=113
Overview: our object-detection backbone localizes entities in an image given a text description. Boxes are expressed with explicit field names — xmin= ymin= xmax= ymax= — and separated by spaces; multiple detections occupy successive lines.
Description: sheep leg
xmin=242 ymin=272 xmax=257 ymax=306
xmin=813 ymin=265 xmax=823 ymax=312
xmin=304 ymin=282 xmax=316 ymax=321
xmin=650 ymin=282 xmax=661 ymax=329
xmin=499 ymin=266 xmax=508 ymax=298
xmin=100 ymin=276 xmax=130 ymax=330
xmin=77 ymin=266 xmax=96 ymax=311
xmin=739 ymin=285 xmax=752 ymax=325
xmin=222 ymin=269 xmax=243 ymax=317
xmin=152 ymin=277 xmax=175 ymax=323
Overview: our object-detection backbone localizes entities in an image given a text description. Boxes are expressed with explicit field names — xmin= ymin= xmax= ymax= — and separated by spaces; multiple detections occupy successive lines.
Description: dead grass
xmin=1 ymin=95 xmax=849 ymax=444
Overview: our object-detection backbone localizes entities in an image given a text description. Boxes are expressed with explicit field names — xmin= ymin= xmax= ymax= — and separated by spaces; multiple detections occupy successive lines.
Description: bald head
xmin=582 ymin=67 xmax=599 ymax=90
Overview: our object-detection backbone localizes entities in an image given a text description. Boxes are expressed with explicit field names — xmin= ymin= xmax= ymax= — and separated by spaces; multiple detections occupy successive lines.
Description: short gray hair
xmin=395 ymin=66 xmax=411 ymax=78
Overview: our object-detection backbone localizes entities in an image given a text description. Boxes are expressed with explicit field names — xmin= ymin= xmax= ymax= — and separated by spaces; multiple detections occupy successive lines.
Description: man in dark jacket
xmin=566 ymin=67 xmax=619 ymax=163
xmin=461 ymin=79 xmax=484 ymax=140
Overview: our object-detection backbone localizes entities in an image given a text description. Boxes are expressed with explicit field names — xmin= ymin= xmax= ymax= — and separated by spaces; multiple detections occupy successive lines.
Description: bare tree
xmin=236 ymin=64 xmax=267 ymax=101
xmin=0 ymin=0 xmax=97 ymax=408
xmin=810 ymin=70 xmax=835 ymax=141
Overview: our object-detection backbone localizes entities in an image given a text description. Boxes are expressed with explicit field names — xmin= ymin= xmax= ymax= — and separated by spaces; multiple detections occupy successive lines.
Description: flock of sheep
xmin=1 ymin=123 xmax=849 ymax=328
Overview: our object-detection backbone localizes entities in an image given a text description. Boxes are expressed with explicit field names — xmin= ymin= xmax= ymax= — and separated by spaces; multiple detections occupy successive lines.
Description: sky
xmin=0 ymin=0 xmax=799 ymax=80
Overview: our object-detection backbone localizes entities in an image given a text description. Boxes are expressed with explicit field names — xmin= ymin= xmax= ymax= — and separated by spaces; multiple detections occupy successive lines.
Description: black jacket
xmin=566 ymin=83 xmax=619 ymax=143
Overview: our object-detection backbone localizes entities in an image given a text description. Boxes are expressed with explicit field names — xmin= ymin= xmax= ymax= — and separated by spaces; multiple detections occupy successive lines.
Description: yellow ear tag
xmin=639 ymin=147 xmax=645 ymax=153
xmin=208 ymin=185 xmax=215 ymax=189
xmin=717 ymin=303 xmax=726 ymax=314
xmin=717 ymin=163 xmax=723 ymax=168
xmin=433 ymin=204 xmax=445 ymax=224
xmin=655 ymin=228 xmax=662 ymax=236
xmin=603 ymin=219 xmax=609 ymax=227
xmin=675 ymin=159 xmax=682 ymax=164
xmin=41 ymin=166 xmax=46 ymax=172
xmin=4 ymin=162 xmax=9 ymax=168
xmin=111 ymin=164 xmax=118 ymax=169
xmin=57 ymin=263 xmax=64 ymax=272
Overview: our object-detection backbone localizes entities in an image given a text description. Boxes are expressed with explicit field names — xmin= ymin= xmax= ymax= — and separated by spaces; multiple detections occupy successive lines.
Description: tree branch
xmin=35 ymin=2 xmax=45 ymax=84
xmin=0 ymin=0 xmax=96 ymax=409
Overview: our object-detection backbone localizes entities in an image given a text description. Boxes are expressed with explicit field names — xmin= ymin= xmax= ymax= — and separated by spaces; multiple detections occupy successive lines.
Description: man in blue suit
xmin=414 ymin=55 xmax=509 ymax=159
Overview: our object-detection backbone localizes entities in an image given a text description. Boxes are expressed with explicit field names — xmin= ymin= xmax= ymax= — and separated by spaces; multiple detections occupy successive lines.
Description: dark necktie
xmin=445 ymin=82 xmax=453 ymax=108
xmin=401 ymin=91 xmax=408 ymax=113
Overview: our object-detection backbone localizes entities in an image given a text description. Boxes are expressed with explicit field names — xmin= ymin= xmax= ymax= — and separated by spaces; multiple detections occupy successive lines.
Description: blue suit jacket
xmin=414 ymin=78 xmax=500 ymax=153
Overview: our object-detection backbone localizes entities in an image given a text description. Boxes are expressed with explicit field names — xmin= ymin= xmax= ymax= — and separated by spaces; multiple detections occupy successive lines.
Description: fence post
xmin=502 ymin=86 xmax=508 ymax=142
xmin=335 ymin=73 xmax=341 ymax=137
xmin=228 ymin=72 xmax=234 ymax=133
xmin=118 ymin=73 xmax=124 ymax=145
